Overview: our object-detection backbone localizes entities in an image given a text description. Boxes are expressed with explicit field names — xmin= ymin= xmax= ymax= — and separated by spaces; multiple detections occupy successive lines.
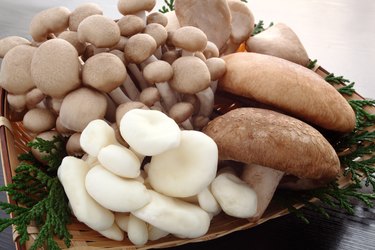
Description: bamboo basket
xmin=0 ymin=65 xmax=373 ymax=250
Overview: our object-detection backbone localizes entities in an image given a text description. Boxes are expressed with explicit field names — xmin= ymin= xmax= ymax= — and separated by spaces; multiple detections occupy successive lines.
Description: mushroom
xmin=203 ymin=108 xmax=341 ymax=220
xmin=31 ymin=130 xmax=61 ymax=164
xmin=59 ymin=87 xmax=107 ymax=132
xmin=58 ymin=156 xmax=115 ymax=231
xmin=0 ymin=45 xmax=36 ymax=95
xmin=220 ymin=0 xmax=255 ymax=55
xmin=85 ymin=165 xmax=151 ymax=212
xmin=147 ymin=12 xmax=168 ymax=27
xmin=169 ymin=56 xmax=214 ymax=118
xmin=161 ymin=49 xmax=181 ymax=64
xmin=77 ymin=15 xmax=121 ymax=48
xmin=115 ymin=101 xmax=149 ymax=127
xmin=0 ymin=36 xmax=30 ymax=58
xmin=115 ymin=212 xmax=130 ymax=232
xmin=197 ymin=187 xmax=221 ymax=216
xmin=119 ymin=109 xmax=181 ymax=156
xmin=174 ymin=0 xmax=231 ymax=50
xmin=117 ymin=0 xmax=156 ymax=23
xmin=6 ymin=94 xmax=27 ymax=112
xmin=66 ymin=132 xmax=84 ymax=157
xmin=110 ymin=36 xmax=128 ymax=51
xmin=55 ymin=116 xmax=74 ymax=136
xmin=148 ymin=130 xmax=218 ymax=198
xmin=168 ymin=102 xmax=194 ymax=130
xmin=205 ymin=57 xmax=227 ymax=92
xmin=127 ymin=214 xmax=148 ymax=246
xmin=211 ymin=171 xmax=257 ymax=218
xmin=203 ymin=41 xmax=219 ymax=59
xmin=25 ymin=88 xmax=45 ymax=110
xmin=139 ymin=87 xmax=163 ymax=111
xmin=44 ymin=97 xmax=63 ymax=115
xmin=246 ymin=23 xmax=310 ymax=66
xmin=29 ymin=6 xmax=70 ymax=42
xmin=143 ymin=60 xmax=177 ymax=110
xmin=69 ymin=3 xmax=103 ymax=31
xmin=148 ymin=225 xmax=169 ymax=241
xmin=98 ymin=223 xmax=124 ymax=241
xmin=124 ymin=33 xmax=157 ymax=65
xmin=82 ymin=52 xmax=131 ymax=104
xmin=164 ymin=11 xmax=180 ymax=32
xmin=23 ymin=108 xmax=56 ymax=134
xmin=80 ymin=119 xmax=118 ymax=157
xmin=171 ymin=26 xmax=207 ymax=57
xmin=117 ymin=15 xmax=146 ymax=38
xmin=132 ymin=190 xmax=211 ymax=238
xmin=144 ymin=23 xmax=168 ymax=59
xmin=31 ymin=39 xmax=81 ymax=98
xmin=58 ymin=31 xmax=86 ymax=55
xmin=97 ymin=144 xmax=141 ymax=178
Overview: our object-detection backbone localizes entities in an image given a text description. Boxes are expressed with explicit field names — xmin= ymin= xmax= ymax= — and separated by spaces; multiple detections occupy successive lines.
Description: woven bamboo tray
xmin=0 ymin=65 xmax=373 ymax=250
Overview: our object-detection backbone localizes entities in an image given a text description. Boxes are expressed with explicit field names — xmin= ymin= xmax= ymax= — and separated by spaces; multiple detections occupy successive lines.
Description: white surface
xmin=0 ymin=0 xmax=374 ymax=98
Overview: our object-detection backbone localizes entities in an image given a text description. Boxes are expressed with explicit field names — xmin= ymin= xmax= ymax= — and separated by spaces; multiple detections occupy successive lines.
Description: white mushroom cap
xmin=127 ymin=214 xmax=149 ymax=246
xmin=98 ymin=223 xmax=124 ymax=241
xmin=119 ymin=109 xmax=181 ymax=156
xmin=148 ymin=225 xmax=169 ymax=241
xmin=69 ymin=3 xmax=103 ymax=31
xmin=197 ymin=187 xmax=221 ymax=216
xmin=148 ymin=130 xmax=218 ymax=197
xmin=132 ymin=190 xmax=210 ymax=238
xmin=59 ymin=88 xmax=107 ymax=132
xmin=31 ymin=39 xmax=81 ymax=98
xmin=0 ymin=45 xmax=36 ymax=95
xmin=80 ymin=119 xmax=118 ymax=157
xmin=211 ymin=172 xmax=257 ymax=218
xmin=85 ymin=165 xmax=151 ymax=212
xmin=6 ymin=94 xmax=26 ymax=112
xmin=58 ymin=156 xmax=115 ymax=231
xmin=29 ymin=6 xmax=70 ymax=42
xmin=98 ymin=144 xmax=141 ymax=178
xmin=115 ymin=213 xmax=130 ymax=232
xmin=117 ymin=0 xmax=156 ymax=15
xmin=77 ymin=15 xmax=121 ymax=48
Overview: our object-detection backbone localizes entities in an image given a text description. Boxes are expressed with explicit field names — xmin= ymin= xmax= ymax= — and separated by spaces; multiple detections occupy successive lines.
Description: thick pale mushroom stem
xmin=108 ymin=88 xmax=132 ymax=106
xmin=241 ymin=164 xmax=284 ymax=221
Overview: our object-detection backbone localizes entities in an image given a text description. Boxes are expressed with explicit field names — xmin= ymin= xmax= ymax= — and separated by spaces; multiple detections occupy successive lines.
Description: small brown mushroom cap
xmin=139 ymin=87 xmax=161 ymax=107
xmin=82 ymin=53 xmax=127 ymax=93
xmin=115 ymin=101 xmax=149 ymax=127
xmin=124 ymin=34 xmax=157 ymax=64
xmin=147 ymin=12 xmax=168 ymax=27
xmin=55 ymin=116 xmax=74 ymax=135
xmin=69 ymin=3 xmax=103 ymax=31
xmin=169 ymin=56 xmax=211 ymax=94
xmin=143 ymin=60 xmax=173 ymax=84
xmin=169 ymin=102 xmax=194 ymax=123
xmin=0 ymin=45 xmax=36 ymax=94
xmin=31 ymin=130 xmax=61 ymax=163
xmin=117 ymin=15 xmax=146 ymax=37
xmin=205 ymin=57 xmax=227 ymax=81
xmin=66 ymin=133 xmax=85 ymax=157
xmin=31 ymin=39 xmax=81 ymax=98
xmin=203 ymin=108 xmax=340 ymax=180
xmin=203 ymin=41 xmax=219 ymax=59
xmin=59 ymin=87 xmax=107 ymax=132
xmin=0 ymin=36 xmax=31 ymax=58
xmin=58 ymin=31 xmax=86 ymax=55
xmin=144 ymin=23 xmax=168 ymax=47
xmin=77 ymin=15 xmax=121 ymax=48
xmin=26 ymin=88 xmax=45 ymax=109
xmin=171 ymin=26 xmax=207 ymax=52
xmin=29 ymin=6 xmax=71 ymax=42
xmin=23 ymin=108 xmax=56 ymax=134
xmin=117 ymin=0 xmax=156 ymax=15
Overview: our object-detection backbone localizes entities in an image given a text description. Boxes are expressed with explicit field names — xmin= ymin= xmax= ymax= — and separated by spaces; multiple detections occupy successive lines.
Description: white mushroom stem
xmin=108 ymin=88 xmax=132 ymax=105
xmin=127 ymin=63 xmax=148 ymax=90
xmin=196 ymin=87 xmax=214 ymax=117
xmin=122 ymin=75 xmax=140 ymax=100
xmin=155 ymin=81 xmax=178 ymax=111
xmin=241 ymin=163 xmax=285 ymax=221
xmin=210 ymin=80 xmax=218 ymax=93
xmin=127 ymin=214 xmax=149 ymax=246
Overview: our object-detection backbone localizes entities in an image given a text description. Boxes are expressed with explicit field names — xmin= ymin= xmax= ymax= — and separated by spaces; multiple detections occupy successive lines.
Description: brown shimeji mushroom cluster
xmin=0 ymin=0 xmax=228 ymax=156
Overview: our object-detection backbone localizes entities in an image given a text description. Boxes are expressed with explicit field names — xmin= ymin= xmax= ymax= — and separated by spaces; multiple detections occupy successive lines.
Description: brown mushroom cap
xmin=169 ymin=102 xmax=194 ymax=123
xmin=144 ymin=23 xmax=168 ymax=47
xmin=0 ymin=45 xmax=36 ymax=94
xmin=203 ymin=108 xmax=340 ymax=180
xmin=82 ymin=53 xmax=127 ymax=93
xmin=31 ymin=39 xmax=81 ymax=98
xmin=77 ymin=15 xmax=121 ymax=48
xmin=171 ymin=26 xmax=207 ymax=52
xmin=124 ymin=33 xmax=157 ymax=64
xmin=59 ymin=87 xmax=107 ymax=132
xmin=66 ymin=132 xmax=84 ymax=157
xmin=0 ymin=36 xmax=31 ymax=58
xmin=205 ymin=57 xmax=226 ymax=81
xmin=58 ymin=31 xmax=86 ymax=55
xmin=139 ymin=87 xmax=161 ymax=107
xmin=143 ymin=60 xmax=173 ymax=84
xmin=117 ymin=15 xmax=146 ymax=37
xmin=23 ymin=108 xmax=56 ymax=134
xmin=147 ymin=12 xmax=168 ymax=27
xmin=29 ymin=6 xmax=71 ymax=42
xmin=117 ymin=0 xmax=156 ymax=15
xmin=31 ymin=130 xmax=61 ymax=163
xmin=69 ymin=3 xmax=103 ymax=31
xmin=169 ymin=56 xmax=211 ymax=94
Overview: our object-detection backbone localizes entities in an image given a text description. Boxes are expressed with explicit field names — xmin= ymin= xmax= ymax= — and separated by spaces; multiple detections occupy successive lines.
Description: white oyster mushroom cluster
xmin=57 ymin=109 xmax=257 ymax=246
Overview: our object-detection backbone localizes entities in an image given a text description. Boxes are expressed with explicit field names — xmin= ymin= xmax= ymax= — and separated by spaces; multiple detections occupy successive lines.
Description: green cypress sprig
xmin=348 ymin=99 xmax=375 ymax=130
xmin=159 ymin=0 xmax=175 ymax=13
xmin=252 ymin=20 xmax=274 ymax=36
xmin=0 ymin=136 xmax=71 ymax=250
xmin=324 ymin=73 xmax=357 ymax=96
